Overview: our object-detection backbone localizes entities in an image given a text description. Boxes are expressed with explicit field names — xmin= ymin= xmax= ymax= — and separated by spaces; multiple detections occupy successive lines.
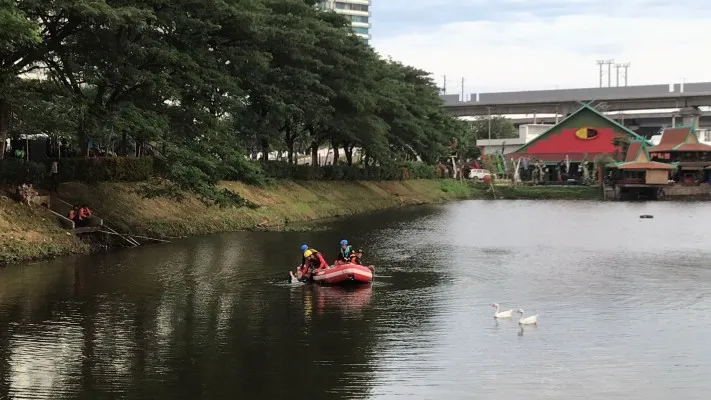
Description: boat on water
xmin=311 ymin=263 xmax=374 ymax=285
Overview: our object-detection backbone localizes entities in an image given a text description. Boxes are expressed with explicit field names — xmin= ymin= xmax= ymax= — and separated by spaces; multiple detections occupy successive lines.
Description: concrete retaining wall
xmin=663 ymin=183 xmax=711 ymax=196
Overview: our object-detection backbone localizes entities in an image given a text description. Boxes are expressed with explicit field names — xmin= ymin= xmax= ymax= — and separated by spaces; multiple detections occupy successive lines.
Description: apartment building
xmin=318 ymin=0 xmax=371 ymax=42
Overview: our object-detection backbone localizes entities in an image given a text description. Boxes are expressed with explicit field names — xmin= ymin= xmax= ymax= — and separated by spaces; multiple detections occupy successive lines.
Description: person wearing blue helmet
xmin=335 ymin=239 xmax=353 ymax=264
xmin=299 ymin=244 xmax=311 ymax=270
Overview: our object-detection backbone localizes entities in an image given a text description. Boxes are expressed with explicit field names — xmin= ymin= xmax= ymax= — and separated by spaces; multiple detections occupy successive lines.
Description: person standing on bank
xmin=50 ymin=159 xmax=59 ymax=192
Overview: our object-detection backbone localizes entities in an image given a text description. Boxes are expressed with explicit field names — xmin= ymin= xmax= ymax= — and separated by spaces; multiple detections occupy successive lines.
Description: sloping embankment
xmin=1 ymin=180 xmax=600 ymax=265
xmin=56 ymin=179 xmax=472 ymax=239
xmin=0 ymin=197 xmax=87 ymax=265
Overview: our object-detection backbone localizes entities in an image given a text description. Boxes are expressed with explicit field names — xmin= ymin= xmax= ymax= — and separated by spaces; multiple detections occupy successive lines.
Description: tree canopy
xmin=468 ymin=116 xmax=517 ymax=141
xmin=450 ymin=116 xmax=516 ymax=160
xmin=0 ymin=0 xmax=469 ymax=201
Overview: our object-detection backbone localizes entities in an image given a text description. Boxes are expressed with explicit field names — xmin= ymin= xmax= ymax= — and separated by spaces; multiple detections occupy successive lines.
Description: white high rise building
xmin=318 ymin=1 xmax=371 ymax=42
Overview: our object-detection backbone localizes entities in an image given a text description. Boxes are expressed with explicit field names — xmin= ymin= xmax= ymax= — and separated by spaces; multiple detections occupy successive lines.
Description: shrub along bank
xmin=0 ymin=157 xmax=441 ymax=187
xmin=0 ymin=157 xmax=155 ymax=187
xmin=260 ymin=161 xmax=440 ymax=181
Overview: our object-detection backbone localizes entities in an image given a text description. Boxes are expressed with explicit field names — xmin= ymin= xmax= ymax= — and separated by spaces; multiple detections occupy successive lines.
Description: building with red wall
xmin=509 ymin=103 xmax=645 ymax=164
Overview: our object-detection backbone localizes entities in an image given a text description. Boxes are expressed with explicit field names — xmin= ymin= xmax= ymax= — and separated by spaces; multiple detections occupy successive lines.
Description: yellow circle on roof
xmin=575 ymin=127 xmax=599 ymax=140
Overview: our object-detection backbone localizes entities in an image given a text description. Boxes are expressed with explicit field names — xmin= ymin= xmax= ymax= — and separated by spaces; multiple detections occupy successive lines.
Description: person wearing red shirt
xmin=299 ymin=249 xmax=329 ymax=280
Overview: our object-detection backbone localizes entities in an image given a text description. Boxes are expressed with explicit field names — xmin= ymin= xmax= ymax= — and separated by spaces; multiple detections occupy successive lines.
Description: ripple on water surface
xmin=2 ymin=201 xmax=711 ymax=399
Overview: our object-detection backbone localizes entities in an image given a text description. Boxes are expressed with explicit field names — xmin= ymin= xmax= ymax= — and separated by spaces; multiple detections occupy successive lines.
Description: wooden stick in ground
xmin=131 ymin=235 xmax=170 ymax=243
xmin=104 ymin=226 xmax=139 ymax=247
xmin=99 ymin=231 xmax=170 ymax=243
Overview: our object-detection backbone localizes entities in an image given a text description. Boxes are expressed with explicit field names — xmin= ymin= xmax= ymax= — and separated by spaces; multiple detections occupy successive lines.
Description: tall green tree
xmin=0 ymin=0 xmax=41 ymax=157
xmin=469 ymin=116 xmax=517 ymax=140
xmin=303 ymin=8 xmax=381 ymax=165
xmin=40 ymin=1 xmax=162 ymax=154
xmin=2 ymin=0 xmax=479 ymax=202
xmin=241 ymin=0 xmax=333 ymax=163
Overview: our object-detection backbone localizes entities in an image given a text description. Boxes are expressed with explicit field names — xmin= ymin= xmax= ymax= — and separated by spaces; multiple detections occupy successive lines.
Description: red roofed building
xmin=608 ymin=140 xmax=676 ymax=185
xmin=603 ymin=140 xmax=678 ymax=200
xmin=648 ymin=126 xmax=711 ymax=184
xmin=508 ymin=103 xmax=645 ymax=182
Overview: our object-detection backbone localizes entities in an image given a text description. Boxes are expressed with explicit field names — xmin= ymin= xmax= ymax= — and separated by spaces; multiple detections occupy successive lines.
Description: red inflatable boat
xmin=312 ymin=264 xmax=373 ymax=285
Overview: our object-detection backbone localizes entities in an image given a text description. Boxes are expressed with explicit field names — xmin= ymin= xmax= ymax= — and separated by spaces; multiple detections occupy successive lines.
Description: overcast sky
xmin=369 ymin=0 xmax=711 ymax=95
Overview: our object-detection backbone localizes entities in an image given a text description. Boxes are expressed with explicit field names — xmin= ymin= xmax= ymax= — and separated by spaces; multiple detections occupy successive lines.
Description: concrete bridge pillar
xmin=679 ymin=106 xmax=701 ymax=127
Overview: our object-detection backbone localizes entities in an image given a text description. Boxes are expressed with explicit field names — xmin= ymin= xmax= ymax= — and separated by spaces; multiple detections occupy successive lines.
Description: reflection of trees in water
xmin=4 ymin=321 xmax=84 ymax=397
xmin=0 ymin=261 xmax=84 ymax=398
xmin=198 ymin=283 xmax=379 ymax=398
xmin=0 ymin=227 xmax=445 ymax=399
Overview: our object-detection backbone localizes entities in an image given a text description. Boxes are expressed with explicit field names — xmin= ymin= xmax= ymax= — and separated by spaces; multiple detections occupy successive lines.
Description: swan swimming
xmin=516 ymin=309 xmax=538 ymax=325
xmin=491 ymin=303 xmax=513 ymax=319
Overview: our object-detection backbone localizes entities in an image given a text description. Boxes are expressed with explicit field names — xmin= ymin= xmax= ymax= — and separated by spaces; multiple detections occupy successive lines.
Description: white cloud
xmin=371 ymin=12 xmax=711 ymax=94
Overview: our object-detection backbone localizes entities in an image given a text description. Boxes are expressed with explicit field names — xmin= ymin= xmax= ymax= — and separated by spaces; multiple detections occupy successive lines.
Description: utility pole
xmin=443 ymin=75 xmax=447 ymax=94
xmin=607 ymin=59 xmax=614 ymax=87
xmin=487 ymin=107 xmax=492 ymax=140
xmin=596 ymin=60 xmax=604 ymax=88
xmin=461 ymin=77 xmax=465 ymax=101
xmin=615 ymin=62 xmax=630 ymax=87
xmin=596 ymin=59 xmax=614 ymax=87
xmin=620 ymin=63 xmax=630 ymax=86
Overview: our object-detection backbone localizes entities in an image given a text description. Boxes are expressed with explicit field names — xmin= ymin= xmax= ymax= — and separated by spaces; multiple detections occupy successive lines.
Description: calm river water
xmin=2 ymin=200 xmax=711 ymax=399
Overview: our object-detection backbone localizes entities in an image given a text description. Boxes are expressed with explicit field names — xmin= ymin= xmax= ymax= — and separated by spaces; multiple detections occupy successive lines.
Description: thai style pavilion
xmin=647 ymin=126 xmax=711 ymax=184
xmin=604 ymin=127 xmax=711 ymax=199
xmin=607 ymin=140 xmax=676 ymax=185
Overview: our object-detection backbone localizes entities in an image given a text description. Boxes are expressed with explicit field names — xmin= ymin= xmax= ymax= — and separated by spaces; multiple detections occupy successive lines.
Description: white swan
xmin=491 ymin=303 xmax=513 ymax=319
xmin=516 ymin=309 xmax=538 ymax=325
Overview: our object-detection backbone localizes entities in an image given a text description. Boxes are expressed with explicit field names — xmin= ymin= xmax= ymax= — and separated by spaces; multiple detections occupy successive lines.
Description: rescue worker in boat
xmin=349 ymin=248 xmax=364 ymax=265
xmin=299 ymin=244 xmax=310 ymax=269
xmin=349 ymin=248 xmax=375 ymax=274
xmin=300 ymin=249 xmax=329 ymax=280
xmin=335 ymin=239 xmax=353 ymax=264
xmin=292 ymin=244 xmax=313 ymax=281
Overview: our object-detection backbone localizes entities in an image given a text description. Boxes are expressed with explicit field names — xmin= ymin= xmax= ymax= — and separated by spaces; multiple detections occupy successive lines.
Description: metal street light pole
xmin=487 ymin=107 xmax=492 ymax=140
xmin=596 ymin=60 xmax=605 ymax=88
xmin=607 ymin=59 xmax=614 ymax=87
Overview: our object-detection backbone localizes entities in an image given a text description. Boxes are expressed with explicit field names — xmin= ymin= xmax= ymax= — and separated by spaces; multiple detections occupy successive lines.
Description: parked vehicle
xmin=468 ymin=168 xmax=492 ymax=181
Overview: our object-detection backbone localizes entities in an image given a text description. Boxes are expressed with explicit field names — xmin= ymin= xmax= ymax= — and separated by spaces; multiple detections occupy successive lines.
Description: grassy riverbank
xmin=0 ymin=180 xmax=601 ymax=265
xmin=56 ymin=179 xmax=474 ymax=238
xmin=54 ymin=181 xmax=597 ymax=239
xmin=0 ymin=197 xmax=88 ymax=266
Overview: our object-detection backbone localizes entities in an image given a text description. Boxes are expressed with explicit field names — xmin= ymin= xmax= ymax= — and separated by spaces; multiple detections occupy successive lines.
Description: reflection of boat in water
xmin=312 ymin=263 xmax=373 ymax=285
xmin=314 ymin=284 xmax=373 ymax=315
